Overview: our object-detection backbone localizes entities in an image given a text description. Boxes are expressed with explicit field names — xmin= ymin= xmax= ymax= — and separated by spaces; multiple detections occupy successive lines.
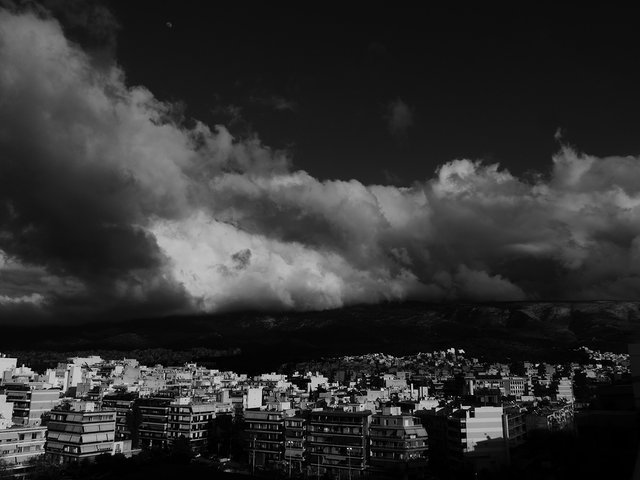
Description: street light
xmin=346 ymin=447 xmax=353 ymax=480
xmin=251 ymin=435 xmax=256 ymax=476
xmin=285 ymin=440 xmax=293 ymax=478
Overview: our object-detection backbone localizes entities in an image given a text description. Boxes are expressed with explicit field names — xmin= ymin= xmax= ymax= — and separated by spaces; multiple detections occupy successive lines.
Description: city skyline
xmin=2 ymin=2 xmax=640 ymax=323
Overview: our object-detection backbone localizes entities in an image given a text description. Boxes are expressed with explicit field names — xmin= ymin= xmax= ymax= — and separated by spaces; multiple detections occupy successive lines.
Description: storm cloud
xmin=1 ymin=8 xmax=640 ymax=322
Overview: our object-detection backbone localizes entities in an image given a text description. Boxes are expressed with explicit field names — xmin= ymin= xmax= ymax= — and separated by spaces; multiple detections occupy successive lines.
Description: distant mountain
xmin=2 ymin=301 xmax=640 ymax=369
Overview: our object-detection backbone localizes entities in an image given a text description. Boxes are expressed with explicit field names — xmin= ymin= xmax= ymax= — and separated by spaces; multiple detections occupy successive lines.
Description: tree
xmin=509 ymin=361 xmax=526 ymax=377
xmin=170 ymin=435 xmax=193 ymax=464
xmin=0 ymin=458 xmax=11 ymax=480
xmin=25 ymin=456 xmax=65 ymax=480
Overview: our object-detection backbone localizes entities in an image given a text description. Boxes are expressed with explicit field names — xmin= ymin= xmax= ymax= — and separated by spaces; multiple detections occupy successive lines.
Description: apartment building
xmin=45 ymin=402 xmax=117 ymax=463
xmin=167 ymin=398 xmax=232 ymax=453
xmin=3 ymin=383 xmax=61 ymax=426
xmin=245 ymin=409 xmax=289 ymax=470
xmin=137 ymin=396 xmax=172 ymax=449
xmin=369 ymin=406 xmax=428 ymax=479
xmin=284 ymin=415 xmax=306 ymax=474
xmin=307 ymin=409 xmax=371 ymax=478
xmin=447 ymin=406 xmax=509 ymax=472
xmin=101 ymin=393 xmax=137 ymax=440
xmin=0 ymin=425 xmax=47 ymax=478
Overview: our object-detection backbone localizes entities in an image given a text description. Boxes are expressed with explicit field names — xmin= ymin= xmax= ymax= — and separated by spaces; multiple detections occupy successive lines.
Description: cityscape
xmin=0 ymin=344 xmax=638 ymax=479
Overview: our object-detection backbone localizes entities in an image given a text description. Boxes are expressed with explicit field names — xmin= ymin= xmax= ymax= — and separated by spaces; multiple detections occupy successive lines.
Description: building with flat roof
xmin=307 ymin=409 xmax=371 ymax=478
xmin=45 ymin=402 xmax=117 ymax=464
xmin=369 ymin=406 xmax=428 ymax=479
xmin=0 ymin=355 xmax=18 ymax=379
xmin=284 ymin=415 xmax=306 ymax=475
xmin=245 ymin=409 xmax=290 ymax=471
xmin=447 ymin=406 xmax=509 ymax=473
xmin=168 ymin=399 xmax=232 ymax=453
xmin=137 ymin=396 xmax=172 ymax=449
xmin=0 ymin=425 xmax=47 ymax=478
xmin=3 ymin=384 xmax=61 ymax=426
xmin=101 ymin=393 xmax=137 ymax=441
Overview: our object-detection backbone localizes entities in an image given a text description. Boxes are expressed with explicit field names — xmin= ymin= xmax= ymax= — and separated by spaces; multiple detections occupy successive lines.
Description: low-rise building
xmin=526 ymin=402 xmax=574 ymax=432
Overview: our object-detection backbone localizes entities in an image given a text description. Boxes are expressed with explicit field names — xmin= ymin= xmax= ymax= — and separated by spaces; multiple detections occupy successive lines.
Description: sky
xmin=1 ymin=1 xmax=640 ymax=323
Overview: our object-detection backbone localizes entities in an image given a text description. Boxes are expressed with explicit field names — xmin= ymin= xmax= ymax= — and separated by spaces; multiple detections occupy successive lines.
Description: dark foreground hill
xmin=3 ymin=301 xmax=640 ymax=371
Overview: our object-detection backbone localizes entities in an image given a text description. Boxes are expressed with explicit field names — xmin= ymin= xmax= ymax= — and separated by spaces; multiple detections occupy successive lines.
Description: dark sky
xmin=1 ymin=1 xmax=640 ymax=324
xmin=110 ymin=3 xmax=640 ymax=184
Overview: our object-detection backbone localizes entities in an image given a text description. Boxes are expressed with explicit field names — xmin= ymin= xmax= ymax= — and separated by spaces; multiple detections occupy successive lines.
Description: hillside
xmin=3 ymin=301 xmax=640 ymax=371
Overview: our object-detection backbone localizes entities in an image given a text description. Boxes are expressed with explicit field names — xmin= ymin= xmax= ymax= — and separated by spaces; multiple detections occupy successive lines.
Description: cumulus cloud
xmin=1 ymin=7 xmax=640 ymax=322
xmin=386 ymin=98 xmax=414 ymax=142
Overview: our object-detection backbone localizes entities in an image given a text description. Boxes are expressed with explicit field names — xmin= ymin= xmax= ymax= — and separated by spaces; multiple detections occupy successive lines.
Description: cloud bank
xmin=1 ymin=9 xmax=640 ymax=321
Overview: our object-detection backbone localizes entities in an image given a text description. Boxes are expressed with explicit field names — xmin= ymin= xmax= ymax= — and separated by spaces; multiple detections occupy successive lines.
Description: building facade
xmin=4 ymin=384 xmax=60 ymax=426
xmin=167 ymin=399 xmax=230 ymax=453
xmin=101 ymin=393 xmax=137 ymax=440
xmin=284 ymin=415 xmax=306 ymax=474
xmin=45 ymin=403 xmax=117 ymax=463
xmin=137 ymin=397 xmax=172 ymax=449
xmin=307 ymin=410 xmax=371 ymax=478
xmin=0 ymin=425 xmax=47 ymax=478
xmin=245 ymin=409 xmax=288 ymax=470
xmin=369 ymin=406 xmax=428 ymax=479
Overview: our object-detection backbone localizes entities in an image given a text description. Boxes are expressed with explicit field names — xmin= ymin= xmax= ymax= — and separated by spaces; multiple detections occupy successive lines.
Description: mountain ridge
xmin=2 ymin=301 xmax=639 ymax=366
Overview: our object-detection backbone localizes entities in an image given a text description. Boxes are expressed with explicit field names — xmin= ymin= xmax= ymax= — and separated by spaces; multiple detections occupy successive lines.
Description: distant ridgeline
xmin=2 ymin=302 xmax=639 ymax=372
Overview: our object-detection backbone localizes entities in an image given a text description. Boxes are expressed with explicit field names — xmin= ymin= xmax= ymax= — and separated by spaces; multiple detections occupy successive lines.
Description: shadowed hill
xmin=2 ymin=301 xmax=640 ymax=370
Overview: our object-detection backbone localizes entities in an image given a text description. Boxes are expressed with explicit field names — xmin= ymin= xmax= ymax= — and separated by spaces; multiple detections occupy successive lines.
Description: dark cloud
xmin=1 ymin=8 xmax=640 ymax=323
